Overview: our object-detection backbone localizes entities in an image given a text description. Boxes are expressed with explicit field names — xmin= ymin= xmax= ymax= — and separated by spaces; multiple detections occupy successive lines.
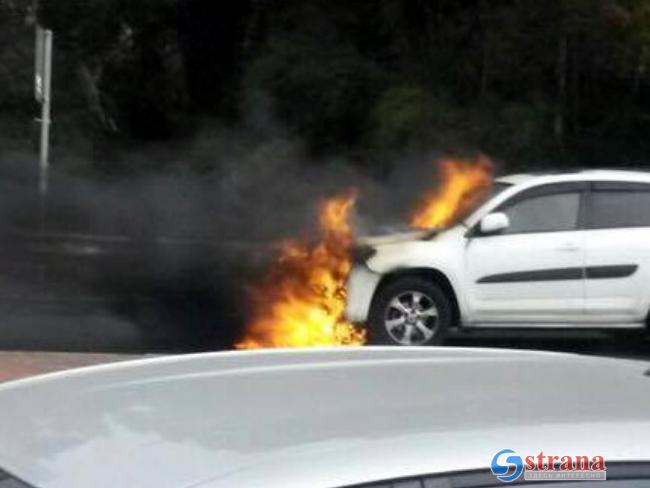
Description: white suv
xmin=346 ymin=169 xmax=650 ymax=345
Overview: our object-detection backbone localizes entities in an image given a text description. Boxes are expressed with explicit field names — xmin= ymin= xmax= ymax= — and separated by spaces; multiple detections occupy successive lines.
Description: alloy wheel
xmin=383 ymin=290 xmax=439 ymax=346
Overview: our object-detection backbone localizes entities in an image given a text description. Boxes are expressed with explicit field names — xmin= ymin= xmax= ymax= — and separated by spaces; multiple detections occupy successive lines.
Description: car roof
xmin=0 ymin=347 xmax=649 ymax=488
xmin=496 ymin=168 xmax=650 ymax=186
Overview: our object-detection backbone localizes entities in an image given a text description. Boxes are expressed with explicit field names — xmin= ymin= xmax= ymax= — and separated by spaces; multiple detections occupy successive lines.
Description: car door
xmin=464 ymin=182 xmax=587 ymax=325
xmin=583 ymin=181 xmax=650 ymax=325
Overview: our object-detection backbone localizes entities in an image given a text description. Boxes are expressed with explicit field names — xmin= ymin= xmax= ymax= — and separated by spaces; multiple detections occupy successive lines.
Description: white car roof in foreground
xmin=1 ymin=347 xmax=649 ymax=488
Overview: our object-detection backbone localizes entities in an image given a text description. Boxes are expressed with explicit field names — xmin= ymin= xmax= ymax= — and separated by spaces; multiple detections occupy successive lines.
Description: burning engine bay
xmin=237 ymin=156 xmax=494 ymax=349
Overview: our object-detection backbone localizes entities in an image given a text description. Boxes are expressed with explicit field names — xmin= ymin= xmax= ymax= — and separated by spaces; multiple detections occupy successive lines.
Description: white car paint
xmin=0 ymin=347 xmax=650 ymax=487
xmin=346 ymin=169 xmax=650 ymax=330
xmin=584 ymin=226 xmax=650 ymax=323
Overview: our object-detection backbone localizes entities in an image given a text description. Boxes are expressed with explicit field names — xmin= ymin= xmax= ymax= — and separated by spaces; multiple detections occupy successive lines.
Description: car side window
xmin=499 ymin=191 xmax=581 ymax=234
xmin=589 ymin=182 xmax=650 ymax=229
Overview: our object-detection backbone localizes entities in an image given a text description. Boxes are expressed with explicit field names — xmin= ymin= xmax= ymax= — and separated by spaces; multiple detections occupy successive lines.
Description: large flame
xmin=236 ymin=192 xmax=366 ymax=349
xmin=409 ymin=155 xmax=494 ymax=229
xmin=237 ymin=156 xmax=494 ymax=349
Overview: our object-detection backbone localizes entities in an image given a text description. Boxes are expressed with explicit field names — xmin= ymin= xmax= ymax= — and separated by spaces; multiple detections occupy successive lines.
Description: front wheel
xmin=367 ymin=276 xmax=452 ymax=346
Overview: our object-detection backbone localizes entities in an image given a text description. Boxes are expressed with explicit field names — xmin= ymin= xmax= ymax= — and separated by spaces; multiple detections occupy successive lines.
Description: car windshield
xmin=491 ymin=181 xmax=514 ymax=197
xmin=454 ymin=181 xmax=512 ymax=229
xmin=477 ymin=181 xmax=513 ymax=211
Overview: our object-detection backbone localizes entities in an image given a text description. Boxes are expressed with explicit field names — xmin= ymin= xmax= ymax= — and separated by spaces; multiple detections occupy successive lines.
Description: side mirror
xmin=479 ymin=212 xmax=510 ymax=235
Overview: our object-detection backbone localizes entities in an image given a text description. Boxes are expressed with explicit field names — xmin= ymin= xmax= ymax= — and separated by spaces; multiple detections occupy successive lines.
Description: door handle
xmin=557 ymin=243 xmax=580 ymax=252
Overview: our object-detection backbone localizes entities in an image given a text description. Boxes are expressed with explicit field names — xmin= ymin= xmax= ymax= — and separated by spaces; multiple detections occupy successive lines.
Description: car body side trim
xmin=477 ymin=265 xmax=638 ymax=283
xmin=477 ymin=267 xmax=582 ymax=283
xmin=585 ymin=264 xmax=638 ymax=279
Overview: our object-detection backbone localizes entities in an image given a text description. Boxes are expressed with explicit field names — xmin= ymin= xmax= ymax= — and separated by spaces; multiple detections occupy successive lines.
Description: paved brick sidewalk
xmin=0 ymin=351 xmax=147 ymax=383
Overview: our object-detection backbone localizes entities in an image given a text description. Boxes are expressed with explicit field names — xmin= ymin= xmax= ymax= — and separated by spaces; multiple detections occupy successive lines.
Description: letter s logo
xmin=491 ymin=449 xmax=524 ymax=482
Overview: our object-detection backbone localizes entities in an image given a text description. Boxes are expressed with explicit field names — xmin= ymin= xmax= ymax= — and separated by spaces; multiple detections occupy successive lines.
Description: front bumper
xmin=345 ymin=265 xmax=382 ymax=323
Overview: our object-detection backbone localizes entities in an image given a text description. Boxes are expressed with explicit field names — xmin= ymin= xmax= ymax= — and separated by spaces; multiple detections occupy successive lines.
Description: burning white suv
xmin=346 ymin=169 xmax=650 ymax=346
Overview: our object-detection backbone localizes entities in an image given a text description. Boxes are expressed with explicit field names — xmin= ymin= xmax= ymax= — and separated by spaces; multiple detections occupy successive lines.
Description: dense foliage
xmin=1 ymin=0 xmax=650 ymax=174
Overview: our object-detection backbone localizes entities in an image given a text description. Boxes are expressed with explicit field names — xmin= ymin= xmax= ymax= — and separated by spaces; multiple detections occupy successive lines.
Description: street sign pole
xmin=37 ymin=28 xmax=53 ymax=197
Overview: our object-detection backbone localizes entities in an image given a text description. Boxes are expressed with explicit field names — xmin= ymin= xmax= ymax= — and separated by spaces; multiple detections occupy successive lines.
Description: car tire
xmin=368 ymin=276 xmax=452 ymax=346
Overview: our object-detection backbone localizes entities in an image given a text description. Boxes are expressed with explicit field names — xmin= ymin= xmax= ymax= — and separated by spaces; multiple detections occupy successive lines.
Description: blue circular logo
xmin=491 ymin=448 xmax=524 ymax=483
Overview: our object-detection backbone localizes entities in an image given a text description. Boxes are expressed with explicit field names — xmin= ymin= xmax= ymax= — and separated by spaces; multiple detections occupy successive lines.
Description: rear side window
xmin=589 ymin=183 xmax=650 ymax=229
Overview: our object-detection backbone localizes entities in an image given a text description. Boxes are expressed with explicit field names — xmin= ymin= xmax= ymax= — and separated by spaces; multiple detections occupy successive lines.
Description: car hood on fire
xmin=356 ymin=228 xmax=434 ymax=246
xmin=1 ymin=348 xmax=650 ymax=488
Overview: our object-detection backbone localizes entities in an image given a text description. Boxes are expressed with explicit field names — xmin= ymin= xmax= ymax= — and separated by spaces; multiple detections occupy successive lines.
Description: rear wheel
xmin=368 ymin=276 xmax=452 ymax=346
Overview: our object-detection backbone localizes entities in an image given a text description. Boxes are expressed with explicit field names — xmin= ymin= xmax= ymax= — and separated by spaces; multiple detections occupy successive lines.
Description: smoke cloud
xmin=0 ymin=124 xmax=455 ymax=352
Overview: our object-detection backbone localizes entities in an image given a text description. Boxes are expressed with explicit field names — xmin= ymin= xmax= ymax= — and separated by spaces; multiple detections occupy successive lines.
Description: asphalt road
xmin=0 ymin=302 xmax=240 ymax=353
xmin=0 ymin=351 xmax=146 ymax=383
xmin=0 ymin=304 xmax=646 ymax=355
xmin=0 ymin=328 xmax=648 ymax=385
xmin=0 ymin=304 xmax=648 ymax=384
xmin=1 ymin=336 xmax=648 ymax=385
xmin=449 ymin=334 xmax=650 ymax=362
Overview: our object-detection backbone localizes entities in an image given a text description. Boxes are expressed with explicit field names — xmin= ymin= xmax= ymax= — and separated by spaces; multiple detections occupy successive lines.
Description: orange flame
xmin=236 ymin=192 xmax=366 ymax=349
xmin=409 ymin=155 xmax=494 ymax=230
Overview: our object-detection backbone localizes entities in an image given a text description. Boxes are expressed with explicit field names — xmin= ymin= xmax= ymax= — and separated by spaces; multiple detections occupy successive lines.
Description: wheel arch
xmin=372 ymin=267 xmax=461 ymax=328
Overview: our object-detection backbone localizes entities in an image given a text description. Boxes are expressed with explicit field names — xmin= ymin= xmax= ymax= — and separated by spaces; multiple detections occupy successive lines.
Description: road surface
xmin=0 ymin=351 xmax=146 ymax=383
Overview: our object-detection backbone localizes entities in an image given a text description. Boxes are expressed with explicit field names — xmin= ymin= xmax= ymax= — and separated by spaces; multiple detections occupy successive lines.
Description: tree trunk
xmin=77 ymin=62 xmax=117 ymax=133
xmin=478 ymin=0 xmax=489 ymax=97
xmin=570 ymin=36 xmax=580 ymax=134
xmin=554 ymin=32 xmax=568 ymax=150
xmin=633 ymin=46 xmax=647 ymax=100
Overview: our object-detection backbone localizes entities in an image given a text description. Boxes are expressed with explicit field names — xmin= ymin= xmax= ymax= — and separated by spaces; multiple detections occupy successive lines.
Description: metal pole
xmin=39 ymin=29 xmax=53 ymax=197
xmin=35 ymin=27 xmax=44 ymax=101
